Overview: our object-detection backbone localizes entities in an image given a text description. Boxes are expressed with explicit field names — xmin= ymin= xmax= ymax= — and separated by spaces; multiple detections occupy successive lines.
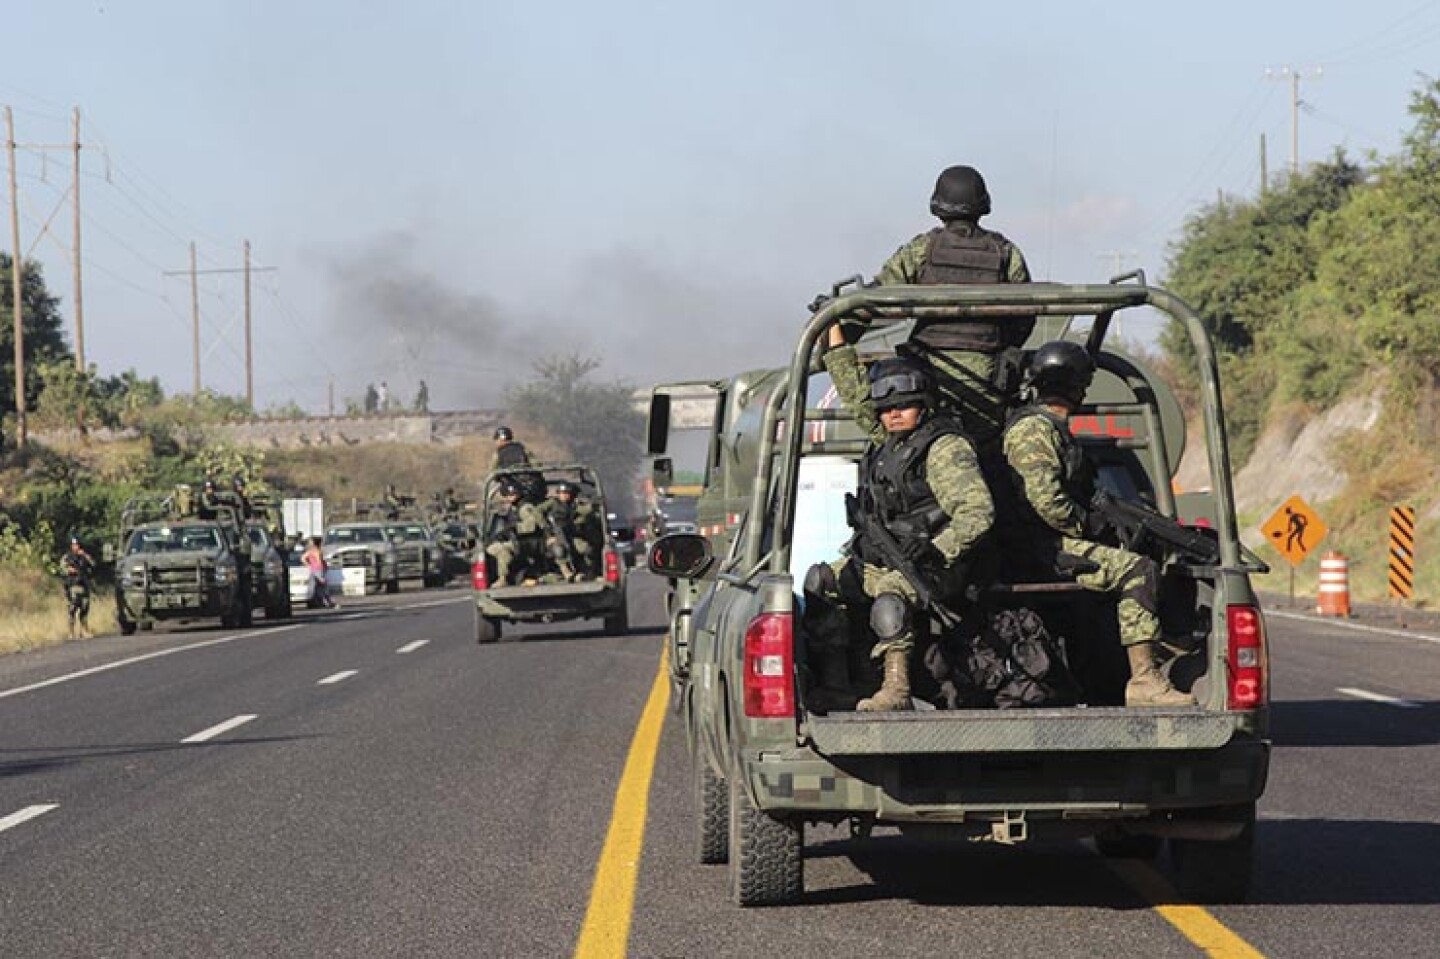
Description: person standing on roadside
xmin=302 ymin=536 xmax=335 ymax=609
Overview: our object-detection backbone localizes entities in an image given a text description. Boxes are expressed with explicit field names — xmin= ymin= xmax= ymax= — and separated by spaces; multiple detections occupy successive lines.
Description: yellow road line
xmin=1107 ymin=860 xmax=1266 ymax=958
xmin=573 ymin=657 xmax=670 ymax=959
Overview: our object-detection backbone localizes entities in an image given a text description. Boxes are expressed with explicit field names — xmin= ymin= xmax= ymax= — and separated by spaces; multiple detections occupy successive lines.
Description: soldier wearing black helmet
xmin=803 ymin=346 xmax=995 ymax=712
xmin=485 ymin=478 xmax=545 ymax=585
xmin=837 ymin=165 xmax=1033 ymax=446
xmin=1000 ymin=341 xmax=1194 ymax=707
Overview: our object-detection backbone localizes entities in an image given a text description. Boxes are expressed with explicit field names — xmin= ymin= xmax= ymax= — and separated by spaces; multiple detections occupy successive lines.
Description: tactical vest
xmin=999 ymin=406 xmax=1095 ymax=533
xmin=914 ymin=223 xmax=1011 ymax=352
xmin=495 ymin=442 xmax=530 ymax=468
xmin=852 ymin=415 xmax=960 ymax=564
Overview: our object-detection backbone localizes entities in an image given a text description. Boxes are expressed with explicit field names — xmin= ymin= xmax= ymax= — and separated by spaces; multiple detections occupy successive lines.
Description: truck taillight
xmin=1226 ymin=604 xmax=1267 ymax=710
xmin=471 ymin=558 xmax=489 ymax=591
xmin=604 ymin=547 xmax=621 ymax=585
xmin=743 ymin=612 xmax=794 ymax=718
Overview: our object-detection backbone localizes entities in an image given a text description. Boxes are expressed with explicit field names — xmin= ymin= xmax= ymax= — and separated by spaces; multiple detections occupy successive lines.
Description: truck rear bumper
xmin=740 ymin=736 xmax=1269 ymax=823
xmin=476 ymin=581 xmax=623 ymax=622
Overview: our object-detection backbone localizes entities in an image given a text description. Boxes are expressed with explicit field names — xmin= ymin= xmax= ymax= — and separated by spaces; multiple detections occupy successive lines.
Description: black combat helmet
xmin=498 ymin=478 xmax=522 ymax=497
xmin=929 ymin=165 xmax=992 ymax=221
xmin=494 ymin=426 xmax=514 ymax=442
xmin=554 ymin=481 xmax=577 ymax=496
xmin=868 ymin=356 xmax=931 ymax=412
xmin=1027 ymin=340 xmax=1095 ymax=405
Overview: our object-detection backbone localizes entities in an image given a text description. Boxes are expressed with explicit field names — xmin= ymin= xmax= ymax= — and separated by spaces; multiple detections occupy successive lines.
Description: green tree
xmin=507 ymin=354 xmax=644 ymax=509
xmin=0 ymin=254 xmax=72 ymax=423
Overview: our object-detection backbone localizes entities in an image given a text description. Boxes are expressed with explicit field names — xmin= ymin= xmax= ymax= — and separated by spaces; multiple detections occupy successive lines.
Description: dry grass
xmin=263 ymin=425 xmax=567 ymax=506
xmin=0 ymin=564 xmax=117 ymax=655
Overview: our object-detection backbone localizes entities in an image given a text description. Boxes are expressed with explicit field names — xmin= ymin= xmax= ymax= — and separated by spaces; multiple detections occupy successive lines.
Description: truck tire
xmin=386 ymin=578 xmax=400 ymax=595
xmin=1170 ymin=803 xmax=1256 ymax=904
xmin=475 ymin=611 xmax=501 ymax=645
xmin=603 ymin=601 xmax=630 ymax=636
xmin=728 ymin=770 xmax=802 ymax=906
xmin=695 ymin=758 xmax=729 ymax=865
xmin=119 ymin=612 xmax=137 ymax=636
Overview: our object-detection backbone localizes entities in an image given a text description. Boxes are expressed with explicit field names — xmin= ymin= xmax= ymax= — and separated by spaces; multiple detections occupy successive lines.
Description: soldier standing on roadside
xmin=1000 ymin=341 xmax=1194 ymax=707
xmin=59 ymin=537 xmax=96 ymax=638
xmin=803 ymin=332 xmax=994 ymax=712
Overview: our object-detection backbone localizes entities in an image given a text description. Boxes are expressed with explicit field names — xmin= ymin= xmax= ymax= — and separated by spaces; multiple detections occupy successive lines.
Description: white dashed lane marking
xmin=396 ymin=640 xmax=429 ymax=654
xmin=181 ymin=715 xmax=259 ymax=743
xmin=0 ymin=804 xmax=59 ymax=834
xmin=318 ymin=670 xmax=358 ymax=686
xmin=1337 ymin=686 xmax=1421 ymax=709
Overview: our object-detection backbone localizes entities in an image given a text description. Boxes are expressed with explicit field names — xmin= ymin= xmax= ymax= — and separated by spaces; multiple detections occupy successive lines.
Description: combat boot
xmin=1125 ymin=643 xmax=1197 ymax=707
xmin=857 ymin=649 xmax=913 ymax=711
xmin=805 ymin=647 xmax=857 ymax=713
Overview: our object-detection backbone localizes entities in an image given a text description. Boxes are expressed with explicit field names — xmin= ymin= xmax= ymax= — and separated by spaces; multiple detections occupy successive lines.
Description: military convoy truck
xmin=471 ymin=464 xmax=629 ymax=643
xmin=322 ymin=520 xmax=402 ymax=595
xmin=649 ymin=281 xmax=1270 ymax=907
xmin=113 ymin=490 xmax=256 ymax=633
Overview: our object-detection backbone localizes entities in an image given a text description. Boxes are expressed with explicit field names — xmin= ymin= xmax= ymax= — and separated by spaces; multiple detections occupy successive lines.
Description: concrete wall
xmin=33 ymin=410 xmax=504 ymax=450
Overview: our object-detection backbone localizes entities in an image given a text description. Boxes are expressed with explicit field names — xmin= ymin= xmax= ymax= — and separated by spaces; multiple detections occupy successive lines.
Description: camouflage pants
xmin=486 ymin=541 xmax=519 ymax=584
xmin=1057 ymin=536 xmax=1160 ymax=647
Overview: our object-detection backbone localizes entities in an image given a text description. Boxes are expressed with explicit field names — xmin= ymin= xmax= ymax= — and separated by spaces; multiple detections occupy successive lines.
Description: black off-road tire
xmin=119 ymin=611 xmax=137 ymax=636
xmin=1170 ymin=803 xmax=1256 ymax=904
xmin=695 ymin=759 xmax=729 ymax=865
xmin=475 ymin=610 xmax=501 ymax=645
xmin=386 ymin=578 xmax=401 ymax=595
xmin=1095 ymin=832 xmax=1163 ymax=861
xmin=603 ymin=601 xmax=630 ymax=636
xmin=728 ymin=771 xmax=802 ymax=906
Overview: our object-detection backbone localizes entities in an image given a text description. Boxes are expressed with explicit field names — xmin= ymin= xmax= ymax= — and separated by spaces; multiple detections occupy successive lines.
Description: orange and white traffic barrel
xmin=1317 ymin=551 xmax=1351 ymax=617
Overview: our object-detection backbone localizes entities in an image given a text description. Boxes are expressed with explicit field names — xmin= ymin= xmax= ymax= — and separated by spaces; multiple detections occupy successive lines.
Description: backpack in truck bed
xmin=952 ymin=606 xmax=1080 ymax=708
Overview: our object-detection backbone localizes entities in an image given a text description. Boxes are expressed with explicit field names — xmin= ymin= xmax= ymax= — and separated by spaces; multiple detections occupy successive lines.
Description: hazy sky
xmin=4 ymin=1 xmax=1437 ymax=412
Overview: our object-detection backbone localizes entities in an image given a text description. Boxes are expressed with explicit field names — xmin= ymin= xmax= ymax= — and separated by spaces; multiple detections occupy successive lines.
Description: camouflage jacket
xmin=823 ymin=345 xmax=993 ymax=563
xmin=1002 ymin=408 xmax=1086 ymax=538
xmin=877 ymin=227 xmax=1030 ymax=286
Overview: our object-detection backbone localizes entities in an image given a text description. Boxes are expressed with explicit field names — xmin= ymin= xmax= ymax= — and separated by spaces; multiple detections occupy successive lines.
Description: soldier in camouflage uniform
xmin=1000 ymin=341 xmax=1194 ymax=707
xmin=846 ymin=165 xmax=1034 ymax=447
xmin=484 ymin=479 xmax=545 ymax=585
xmin=804 ymin=337 xmax=994 ymax=712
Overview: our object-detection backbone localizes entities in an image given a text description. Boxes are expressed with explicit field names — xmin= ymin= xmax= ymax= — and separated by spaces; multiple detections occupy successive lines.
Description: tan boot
xmin=1125 ymin=643 xmax=1196 ymax=707
xmin=857 ymin=649 xmax=912 ymax=711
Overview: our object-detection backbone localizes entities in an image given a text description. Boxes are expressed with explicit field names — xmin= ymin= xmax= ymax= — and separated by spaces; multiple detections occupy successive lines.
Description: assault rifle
xmin=844 ymin=494 xmax=962 ymax=631
xmin=1089 ymin=490 xmax=1220 ymax=566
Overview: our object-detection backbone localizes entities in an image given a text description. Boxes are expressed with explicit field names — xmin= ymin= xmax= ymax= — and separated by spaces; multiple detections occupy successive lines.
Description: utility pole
xmin=1260 ymin=133 xmax=1269 ymax=198
xmin=243 ymin=239 xmax=252 ymax=407
xmin=71 ymin=107 xmax=84 ymax=372
xmin=5 ymin=106 xmax=26 ymax=448
xmin=188 ymin=242 xmax=200 ymax=394
xmin=164 ymin=242 xmax=275 ymax=402
xmin=1266 ymin=66 xmax=1323 ymax=175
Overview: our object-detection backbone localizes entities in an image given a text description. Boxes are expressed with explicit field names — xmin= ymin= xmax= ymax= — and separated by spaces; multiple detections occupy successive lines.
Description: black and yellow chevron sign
xmin=1389 ymin=505 xmax=1416 ymax=600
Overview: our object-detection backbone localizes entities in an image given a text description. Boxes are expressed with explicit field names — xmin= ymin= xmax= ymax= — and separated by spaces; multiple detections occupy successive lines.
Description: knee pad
xmin=803 ymin=562 xmax=839 ymax=602
xmin=870 ymin=592 xmax=912 ymax=643
xmin=1120 ymin=556 xmax=1160 ymax=616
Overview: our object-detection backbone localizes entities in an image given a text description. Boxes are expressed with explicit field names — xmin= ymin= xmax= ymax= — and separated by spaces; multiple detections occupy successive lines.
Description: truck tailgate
xmin=808 ymin=707 xmax=1241 ymax=754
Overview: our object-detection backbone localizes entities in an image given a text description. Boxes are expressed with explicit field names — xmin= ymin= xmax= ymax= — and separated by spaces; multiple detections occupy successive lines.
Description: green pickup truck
xmin=650 ymin=280 xmax=1271 ymax=907
xmin=471 ymin=464 xmax=629 ymax=643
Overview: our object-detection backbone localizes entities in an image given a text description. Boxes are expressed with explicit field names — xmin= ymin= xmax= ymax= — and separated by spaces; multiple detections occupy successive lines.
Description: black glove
xmin=898 ymin=537 xmax=938 ymax=567
xmin=1080 ymin=507 xmax=1111 ymax=541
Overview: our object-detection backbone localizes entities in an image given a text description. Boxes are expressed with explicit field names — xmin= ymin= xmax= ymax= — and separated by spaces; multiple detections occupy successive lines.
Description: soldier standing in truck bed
xmin=848 ymin=165 xmax=1034 ymax=447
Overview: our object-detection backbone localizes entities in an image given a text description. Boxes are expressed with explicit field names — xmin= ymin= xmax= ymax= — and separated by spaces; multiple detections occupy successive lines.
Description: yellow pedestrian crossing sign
xmin=1261 ymin=495 xmax=1327 ymax=567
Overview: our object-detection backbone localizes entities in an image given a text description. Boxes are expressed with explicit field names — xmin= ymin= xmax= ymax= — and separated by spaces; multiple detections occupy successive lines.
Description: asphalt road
xmin=2 ymin=577 xmax=1438 ymax=958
